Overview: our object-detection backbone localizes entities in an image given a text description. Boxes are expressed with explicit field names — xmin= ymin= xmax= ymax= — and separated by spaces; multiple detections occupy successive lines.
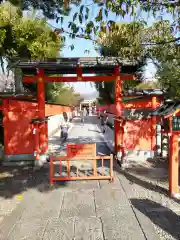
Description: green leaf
xmin=86 ymin=21 xmax=94 ymax=34
xmin=105 ymin=0 xmax=112 ymax=9
xmin=60 ymin=17 xmax=64 ymax=25
xmin=71 ymin=22 xmax=77 ymax=32
xmin=80 ymin=5 xmax=84 ymax=14
xmin=104 ymin=9 xmax=108 ymax=18
xmin=56 ymin=17 xmax=60 ymax=24
xmin=95 ymin=8 xmax=103 ymax=22
xmin=85 ymin=7 xmax=89 ymax=21
xmin=73 ymin=26 xmax=79 ymax=34
xmin=93 ymin=26 xmax=99 ymax=35
xmin=68 ymin=22 xmax=72 ymax=28
xmin=61 ymin=36 xmax=66 ymax=42
xmin=79 ymin=14 xmax=83 ymax=24
xmin=69 ymin=44 xmax=74 ymax=51
xmin=73 ymin=12 xmax=78 ymax=21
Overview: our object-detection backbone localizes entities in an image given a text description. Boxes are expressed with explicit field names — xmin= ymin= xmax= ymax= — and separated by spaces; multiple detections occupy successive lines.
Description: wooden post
xmin=169 ymin=132 xmax=180 ymax=198
xmin=151 ymin=96 xmax=157 ymax=152
xmin=114 ymin=65 xmax=123 ymax=157
xmin=37 ymin=68 xmax=47 ymax=155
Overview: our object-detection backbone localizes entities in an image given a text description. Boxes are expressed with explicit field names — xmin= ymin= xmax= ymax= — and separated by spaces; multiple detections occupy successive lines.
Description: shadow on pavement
xmin=117 ymin=167 xmax=169 ymax=196
xmin=131 ymin=198 xmax=180 ymax=240
xmin=0 ymin=165 xmax=68 ymax=199
xmin=117 ymin=166 xmax=180 ymax=205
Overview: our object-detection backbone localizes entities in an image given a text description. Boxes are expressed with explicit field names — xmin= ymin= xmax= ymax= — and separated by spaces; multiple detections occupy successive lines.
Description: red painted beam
xmin=24 ymin=74 xmax=136 ymax=83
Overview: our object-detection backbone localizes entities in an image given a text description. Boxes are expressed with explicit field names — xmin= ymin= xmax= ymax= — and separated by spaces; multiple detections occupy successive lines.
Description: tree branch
xmin=138 ymin=0 xmax=179 ymax=8
xmin=48 ymin=18 xmax=180 ymax=47
xmin=142 ymin=36 xmax=180 ymax=46
xmin=55 ymin=26 xmax=180 ymax=47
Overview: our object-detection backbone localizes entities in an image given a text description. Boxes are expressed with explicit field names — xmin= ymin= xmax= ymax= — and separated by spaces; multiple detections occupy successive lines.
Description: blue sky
xmin=48 ymin=3 xmax=174 ymax=94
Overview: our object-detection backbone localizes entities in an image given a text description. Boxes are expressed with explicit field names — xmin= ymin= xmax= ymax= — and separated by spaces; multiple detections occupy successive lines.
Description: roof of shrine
xmin=9 ymin=57 xmax=141 ymax=75
xmin=123 ymin=89 xmax=164 ymax=97
xmin=151 ymin=100 xmax=180 ymax=117
xmin=0 ymin=92 xmax=35 ymax=99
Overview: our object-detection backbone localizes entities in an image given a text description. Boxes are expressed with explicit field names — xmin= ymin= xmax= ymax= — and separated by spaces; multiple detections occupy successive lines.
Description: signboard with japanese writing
xmin=172 ymin=116 xmax=180 ymax=131
xmin=67 ymin=144 xmax=96 ymax=158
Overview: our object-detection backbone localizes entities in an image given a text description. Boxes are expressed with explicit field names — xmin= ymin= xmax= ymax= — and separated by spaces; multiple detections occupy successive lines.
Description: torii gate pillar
xmin=37 ymin=69 xmax=48 ymax=163
xmin=114 ymin=66 xmax=123 ymax=161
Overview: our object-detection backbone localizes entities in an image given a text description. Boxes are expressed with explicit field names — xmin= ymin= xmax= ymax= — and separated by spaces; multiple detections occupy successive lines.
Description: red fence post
xmin=169 ymin=133 xmax=179 ymax=198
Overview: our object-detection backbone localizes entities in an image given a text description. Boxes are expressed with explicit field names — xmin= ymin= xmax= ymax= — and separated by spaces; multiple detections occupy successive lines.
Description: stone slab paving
xmin=1 ymin=183 xmax=148 ymax=240
xmin=0 ymin=196 xmax=21 ymax=225
xmin=48 ymin=116 xmax=110 ymax=156
xmin=1 ymin=116 xmax=179 ymax=240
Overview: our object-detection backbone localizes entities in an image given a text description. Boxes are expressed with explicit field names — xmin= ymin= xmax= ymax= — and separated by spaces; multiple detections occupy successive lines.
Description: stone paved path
xmin=48 ymin=116 xmax=111 ymax=156
xmin=0 ymin=116 xmax=179 ymax=240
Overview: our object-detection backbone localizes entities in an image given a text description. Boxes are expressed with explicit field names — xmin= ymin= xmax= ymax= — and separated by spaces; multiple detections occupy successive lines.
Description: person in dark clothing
xmin=80 ymin=108 xmax=87 ymax=122
xmin=60 ymin=120 xmax=69 ymax=140
xmin=63 ymin=112 xmax=68 ymax=122
xmin=100 ymin=110 xmax=108 ymax=133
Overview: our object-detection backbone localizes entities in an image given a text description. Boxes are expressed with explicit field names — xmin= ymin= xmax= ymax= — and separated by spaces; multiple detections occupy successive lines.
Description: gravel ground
xmin=117 ymin=162 xmax=180 ymax=240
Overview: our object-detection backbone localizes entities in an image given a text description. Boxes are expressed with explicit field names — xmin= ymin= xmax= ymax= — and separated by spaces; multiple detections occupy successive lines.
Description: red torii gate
xmin=11 ymin=57 xmax=138 ymax=161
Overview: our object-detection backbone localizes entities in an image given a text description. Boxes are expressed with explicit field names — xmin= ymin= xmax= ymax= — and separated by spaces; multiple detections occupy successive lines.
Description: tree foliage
xmin=99 ymin=22 xmax=145 ymax=59
xmin=146 ymin=20 xmax=180 ymax=99
xmin=0 ymin=2 xmax=62 ymax=65
xmin=95 ymin=19 xmax=180 ymax=104
xmin=135 ymin=81 xmax=160 ymax=90
xmin=0 ymin=0 xmax=179 ymax=48
xmin=95 ymin=22 xmax=147 ymax=104
xmin=46 ymin=83 xmax=83 ymax=106
xmin=156 ymin=59 xmax=180 ymax=99
xmin=0 ymin=2 xmax=82 ymax=106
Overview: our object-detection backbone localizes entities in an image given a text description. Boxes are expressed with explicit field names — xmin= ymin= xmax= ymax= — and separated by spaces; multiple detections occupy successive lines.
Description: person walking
xmin=100 ymin=110 xmax=108 ymax=133
xmin=60 ymin=120 xmax=69 ymax=141
xmin=80 ymin=108 xmax=87 ymax=122
xmin=83 ymin=107 xmax=87 ymax=121
xmin=80 ymin=109 xmax=84 ymax=122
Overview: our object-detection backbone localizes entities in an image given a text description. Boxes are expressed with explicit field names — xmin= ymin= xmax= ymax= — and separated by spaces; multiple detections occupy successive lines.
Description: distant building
xmin=80 ymin=99 xmax=96 ymax=110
